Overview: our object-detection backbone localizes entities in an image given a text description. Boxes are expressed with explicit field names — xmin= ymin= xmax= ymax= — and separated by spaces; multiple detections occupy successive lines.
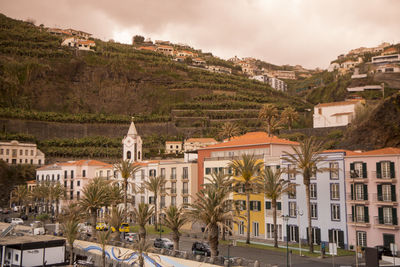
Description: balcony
xmin=171 ymin=189 xmax=177 ymax=195
xmin=346 ymin=171 xmax=368 ymax=182
xmin=373 ymin=193 xmax=397 ymax=204
xmin=346 ymin=193 xmax=369 ymax=204
xmin=182 ymin=189 xmax=189 ymax=195
xmin=181 ymin=175 xmax=189 ymax=181
xmin=374 ymin=216 xmax=399 ymax=229
xmin=170 ymin=175 xmax=177 ymax=181
xmin=347 ymin=214 xmax=370 ymax=227
xmin=371 ymin=171 xmax=396 ymax=182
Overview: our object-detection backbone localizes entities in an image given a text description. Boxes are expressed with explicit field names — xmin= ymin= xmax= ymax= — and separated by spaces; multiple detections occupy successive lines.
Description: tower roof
xmin=127 ymin=121 xmax=138 ymax=136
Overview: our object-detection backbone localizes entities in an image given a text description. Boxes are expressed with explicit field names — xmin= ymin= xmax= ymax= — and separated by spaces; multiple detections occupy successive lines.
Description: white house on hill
xmin=313 ymin=100 xmax=363 ymax=128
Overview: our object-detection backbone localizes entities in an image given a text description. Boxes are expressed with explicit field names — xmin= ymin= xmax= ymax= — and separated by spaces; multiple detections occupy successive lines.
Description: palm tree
xmin=131 ymin=239 xmax=155 ymax=267
xmin=130 ymin=203 xmax=154 ymax=241
xmin=264 ymin=116 xmax=283 ymax=136
xmin=106 ymin=207 xmax=124 ymax=241
xmin=186 ymin=185 xmax=234 ymax=257
xmin=282 ymin=137 xmax=326 ymax=253
xmin=163 ymin=206 xmax=187 ymax=250
xmin=79 ymin=177 xmax=111 ymax=231
xmin=11 ymin=185 xmax=28 ymax=213
xmin=262 ymin=167 xmax=295 ymax=248
xmin=63 ymin=218 xmax=80 ymax=265
xmin=114 ymin=160 xmax=141 ymax=221
xmin=97 ymin=229 xmax=112 ymax=267
xmin=229 ymin=154 xmax=263 ymax=244
xmin=258 ymin=103 xmax=279 ymax=136
xmin=143 ymin=175 xmax=167 ymax=231
xmin=49 ymin=183 xmax=65 ymax=217
xmin=281 ymin=107 xmax=299 ymax=130
xmin=107 ymin=184 xmax=124 ymax=209
xmin=218 ymin=122 xmax=241 ymax=141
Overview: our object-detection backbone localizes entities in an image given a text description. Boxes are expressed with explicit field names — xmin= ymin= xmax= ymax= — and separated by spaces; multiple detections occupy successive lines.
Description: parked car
xmin=154 ymin=238 xmax=174 ymax=249
xmin=118 ymin=223 xmax=130 ymax=233
xmin=192 ymin=242 xmax=211 ymax=256
xmin=3 ymin=217 xmax=11 ymax=223
xmin=95 ymin=222 xmax=108 ymax=231
xmin=11 ymin=218 xmax=24 ymax=225
xmin=375 ymin=245 xmax=393 ymax=259
xmin=125 ymin=233 xmax=139 ymax=242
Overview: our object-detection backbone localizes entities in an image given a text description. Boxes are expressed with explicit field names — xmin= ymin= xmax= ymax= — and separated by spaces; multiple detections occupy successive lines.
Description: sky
xmin=1 ymin=0 xmax=399 ymax=69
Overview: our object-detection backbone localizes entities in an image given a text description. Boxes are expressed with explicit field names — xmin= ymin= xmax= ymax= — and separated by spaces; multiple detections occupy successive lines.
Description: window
xmin=161 ymin=168 xmax=166 ymax=178
xmin=77 ymin=181 xmax=80 ymax=186
xmin=236 ymin=200 xmax=246 ymax=211
xmin=329 ymin=229 xmax=344 ymax=248
xmin=330 ymin=183 xmax=340 ymax=200
xmin=183 ymin=197 xmax=189 ymax=207
xmin=379 ymin=184 xmax=394 ymax=201
xmin=182 ymin=182 xmax=188 ymax=194
xmin=57 ymin=174 xmax=60 ymax=181
xmin=149 ymin=169 xmax=156 ymax=177
xmin=64 ymin=170 xmax=68 ymax=179
xmin=266 ymin=223 xmax=282 ymax=240
xmin=330 ymin=162 xmax=339 ymax=179
xmin=25 ymin=159 xmax=27 ymax=163
xmin=71 ymin=170 xmax=74 ymax=179
xmin=311 ymin=203 xmax=318 ymax=219
xmin=205 ymin=168 xmax=211 ymax=175
xmin=160 ymin=196 xmax=165 ymax=208
xmin=70 ymin=191 xmax=73 ymax=200
xmin=127 ymin=151 xmax=131 ymax=159
xmin=351 ymin=162 xmax=366 ymax=178
xmin=289 ymin=202 xmax=297 ymax=217
xmin=331 ymin=204 xmax=340 ymax=221
xmin=82 ymin=170 xmax=86 ymax=177
xmin=353 ymin=183 xmax=367 ymax=200
xmin=171 ymin=182 xmax=176 ymax=193
xmin=19 ymin=149 xmax=23 ymax=156
xmin=30 ymin=159 xmax=33 ymax=164
xmin=288 ymin=184 xmax=296 ymax=199
xmin=250 ymin=201 xmax=261 ymax=211
xmin=288 ymin=164 xmax=296 ymax=180
xmin=0 ymin=148 xmax=3 ymax=155
xmin=310 ymin=183 xmax=317 ymax=199
xmin=141 ymin=196 xmax=145 ymax=203
xmin=31 ymin=150 xmax=33 ymax=156
xmin=6 ymin=149 xmax=9 ymax=155
xmin=239 ymin=221 xmax=245 ymax=235
xmin=25 ymin=149 xmax=28 ymax=156
xmin=288 ymin=225 xmax=299 ymax=242
xmin=357 ymin=231 xmax=367 ymax=247
xmin=253 ymin=222 xmax=259 ymax=237
xmin=171 ymin=196 xmax=176 ymax=206
xmin=52 ymin=174 xmax=54 ymax=181
xmin=15 ymin=253 xmax=19 ymax=262
xmin=383 ymin=207 xmax=394 ymax=225
xmin=149 ymin=196 xmax=155 ymax=204
xmin=182 ymin=167 xmax=188 ymax=179
xmin=114 ymin=170 xmax=118 ymax=178
xmin=318 ymin=108 xmax=322 ymax=115
xmin=141 ymin=169 xmax=145 ymax=180
xmin=354 ymin=205 xmax=368 ymax=223
xmin=38 ymin=160 xmax=41 ymax=165
xmin=171 ymin=168 xmax=176 ymax=179
xmin=77 ymin=191 xmax=80 ymax=200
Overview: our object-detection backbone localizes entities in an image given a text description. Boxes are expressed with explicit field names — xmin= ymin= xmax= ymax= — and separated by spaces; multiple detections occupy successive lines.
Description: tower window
xmin=127 ymin=151 xmax=131 ymax=159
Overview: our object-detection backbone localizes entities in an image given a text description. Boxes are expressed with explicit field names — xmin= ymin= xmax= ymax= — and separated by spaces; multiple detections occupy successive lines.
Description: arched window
xmin=127 ymin=151 xmax=131 ymax=159
xmin=46 ymin=175 xmax=50 ymax=181
xmin=138 ymin=151 xmax=141 ymax=160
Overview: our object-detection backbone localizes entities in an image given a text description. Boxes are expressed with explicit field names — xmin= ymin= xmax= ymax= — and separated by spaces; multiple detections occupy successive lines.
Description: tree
xmin=218 ymin=122 xmax=240 ymax=141
xmin=79 ymin=177 xmax=111 ymax=231
xmin=143 ymin=175 xmax=167 ymax=231
xmin=262 ymin=167 xmax=295 ymax=247
xmin=114 ymin=160 xmax=141 ymax=221
xmin=61 ymin=205 xmax=82 ymax=265
xmin=229 ymin=154 xmax=263 ymax=244
xmin=186 ymin=184 xmax=234 ymax=257
xmin=107 ymin=184 xmax=124 ymax=209
xmin=133 ymin=35 xmax=145 ymax=44
xmin=106 ymin=207 xmax=124 ymax=241
xmin=281 ymin=107 xmax=299 ymax=130
xmin=282 ymin=137 xmax=326 ymax=253
xmin=11 ymin=185 xmax=28 ymax=213
xmin=49 ymin=183 xmax=65 ymax=217
xmin=97 ymin=229 xmax=112 ymax=267
xmin=259 ymin=104 xmax=279 ymax=136
xmin=130 ymin=203 xmax=154 ymax=241
xmin=162 ymin=206 xmax=187 ymax=250
xmin=131 ymin=239 xmax=154 ymax=267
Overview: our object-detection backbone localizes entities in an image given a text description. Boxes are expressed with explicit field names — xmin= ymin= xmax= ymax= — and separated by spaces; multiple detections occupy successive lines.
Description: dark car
xmin=375 ymin=246 xmax=392 ymax=259
xmin=192 ymin=242 xmax=212 ymax=256
xmin=3 ymin=217 xmax=11 ymax=223
xmin=154 ymin=238 xmax=173 ymax=249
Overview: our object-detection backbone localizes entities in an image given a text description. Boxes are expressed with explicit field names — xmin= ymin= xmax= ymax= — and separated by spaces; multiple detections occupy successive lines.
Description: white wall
xmin=313 ymin=103 xmax=359 ymax=128
xmin=22 ymin=248 xmax=44 ymax=266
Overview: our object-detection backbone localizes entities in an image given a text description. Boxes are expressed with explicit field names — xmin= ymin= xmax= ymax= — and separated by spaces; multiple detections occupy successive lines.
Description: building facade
xmin=0 ymin=140 xmax=44 ymax=165
xmin=165 ymin=141 xmax=183 ymax=154
xmin=313 ymin=100 xmax=363 ymax=128
xmin=345 ymin=148 xmax=400 ymax=251
xmin=281 ymin=151 xmax=349 ymax=248
xmin=122 ymin=121 xmax=143 ymax=163
xmin=183 ymin=138 xmax=218 ymax=152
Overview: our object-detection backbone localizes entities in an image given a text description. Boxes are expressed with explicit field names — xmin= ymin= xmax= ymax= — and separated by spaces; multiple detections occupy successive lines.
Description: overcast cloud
xmin=1 ymin=0 xmax=399 ymax=68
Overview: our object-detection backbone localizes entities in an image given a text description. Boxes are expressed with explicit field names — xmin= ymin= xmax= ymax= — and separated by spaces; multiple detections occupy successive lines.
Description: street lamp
xmin=282 ymin=214 xmax=290 ymax=267
xmin=296 ymin=209 xmax=303 ymax=256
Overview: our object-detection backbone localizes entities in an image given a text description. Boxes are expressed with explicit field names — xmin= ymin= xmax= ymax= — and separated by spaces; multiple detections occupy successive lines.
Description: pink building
xmin=345 ymin=148 xmax=400 ymax=252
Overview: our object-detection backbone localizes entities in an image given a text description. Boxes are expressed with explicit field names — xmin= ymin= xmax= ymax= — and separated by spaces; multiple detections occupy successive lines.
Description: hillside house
xmin=274 ymin=70 xmax=296 ymax=80
xmin=64 ymin=28 xmax=92 ymax=39
xmin=192 ymin=57 xmax=206 ymax=66
xmin=183 ymin=138 xmax=218 ymax=152
xmin=156 ymin=45 xmax=174 ymax=56
xmin=268 ymin=77 xmax=287 ymax=92
xmin=206 ymin=65 xmax=232 ymax=74
xmin=376 ymin=64 xmax=400 ymax=73
xmin=328 ymin=62 xmax=340 ymax=72
xmin=250 ymin=75 xmax=268 ymax=83
xmin=313 ymin=100 xmax=363 ymax=128
xmin=382 ymin=47 xmax=399 ymax=56
xmin=372 ymin=54 xmax=400 ymax=65
xmin=347 ymin=85 xmax=383 ymax=92
xmin=138 ymin=46 xmax=156 ymax=52
xmin=0 ymin=140 xmax=44 ymax=165
xmin=47 ymin=28 xmax=72 ymax=37
xmin=176 ymin=50 xmax=197 ymax=57
xmin=61 ymin=37 xmax=95 ymax=51
xmin=165 ymin=141 xmax=183 ymax=154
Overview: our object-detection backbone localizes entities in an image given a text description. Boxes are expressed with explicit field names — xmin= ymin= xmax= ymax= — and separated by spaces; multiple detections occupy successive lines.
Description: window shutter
xmin=258 ymin=201 xmax=261 ymax=211
xmin=376 ymin=162 xmax=382 ymax=178
xmin=295 ymin=226 xmax=299 ymax=243
xmin=351 ymin=184 xmax=354 ymax=200
xmin=250 ymin=201 xmax=254 ymax=211
xmin=362 ymin=163 xmax=367 ymax=178
xmin=390 ymin=162 xmax=395 ymax=178
xmin=338 ymin=231 xmax=344 ymax=248
xmin=316 ymin=228 xmax=321 ymax=245
xmin=328 ymin=229 xmax=333 ymax=243
xmin=243 ymin=201 xmax=246 ymax=210
xmin=364 ymin=206 xmax=369 ymax=223
xmin=277 ymin=202 xmax=282 ymax=210
xmin=392 ymin=185 xmax=396 ymax=202
xmin=378 ymin=207 xmax=383 ymax=224
xmin=393 ymin=208 xmax=398 ymax=225
xmin=265 ymin=201 xmax=271 ymax=209
xmin=363 ymin=184 xmax=368 ymax=200
xmin=377 ymin=184 xmax=382 ymax=201
xmin=350 ymin=163 xmax=355 ymax=171
xmin=351 ymin=206 xmax=355 ymax=222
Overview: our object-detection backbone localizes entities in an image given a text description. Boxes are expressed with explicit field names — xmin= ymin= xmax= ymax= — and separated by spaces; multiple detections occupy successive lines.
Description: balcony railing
xmin=347 ymin=214 xmax=370 ymax=224
xmin=171 ymin=189 xmax=177 ymax=194
xmin=371 ymin=171 xmax=396 ymax=181
xmin=374 ymin=216 xmax=397 ymax=226
xmin=182 ymin=189 xmax=189 ymax=194
xmin=346 ymin=171 xmax=368 ymax=180
xmin=346 ymin=193 xmax=368 ymax=201
xmin=181 ymin=175 xmax=189 ymax=180
xmin=170 ymin=175 xmax=177 ymax=180
xmin=373 ymin=193 xmax=397 ymax=202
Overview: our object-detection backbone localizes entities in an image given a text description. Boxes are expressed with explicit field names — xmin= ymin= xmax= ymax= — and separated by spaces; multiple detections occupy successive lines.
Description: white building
xmin=327 ymin=62 xmax=340 ymax=72
xmin=313 ymin=100 xmax=363 ymax=128
xmin=250 ymin=75 xmax=268 ymax=83
xmin=274 ymin=70 xmax=296 ymax=80
xmin=0 ymin=140 xmax=44 ymax=165
xmin=371 ymin=54 xmax=400 ymax=65
xmin=122 ymin=121 xmax=143 ymax=163
xmin=61 ymin=37 xmax=95 ymax=51
xmin=268 ymin=77 xmax=287 ymax=92
xmin=205 ymin=65 xmax=232 ymax=74
xmin=376 ymin=64 xmax=400 ymax=73
xmin=347 ymin=85 xmax=383 ymax=92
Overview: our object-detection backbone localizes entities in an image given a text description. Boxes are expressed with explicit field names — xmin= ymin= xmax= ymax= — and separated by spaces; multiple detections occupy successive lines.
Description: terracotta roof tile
xmin=199 ymin=132 xmax=298 ymax=150
xmin=349 ymin=147 xmax=400 ymax=156
xmin=186 ymin=138 xmax=217 ymax=143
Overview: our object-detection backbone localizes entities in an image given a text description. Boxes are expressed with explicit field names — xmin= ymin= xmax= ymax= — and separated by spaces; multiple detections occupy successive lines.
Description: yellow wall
xmin=233 ymin=191 xmax=265 ymax=237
